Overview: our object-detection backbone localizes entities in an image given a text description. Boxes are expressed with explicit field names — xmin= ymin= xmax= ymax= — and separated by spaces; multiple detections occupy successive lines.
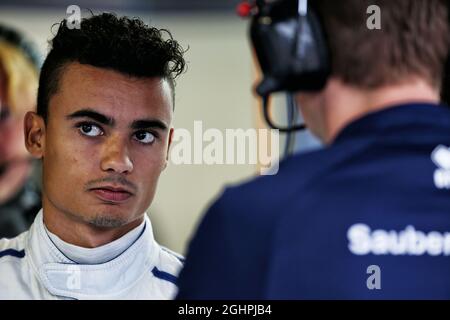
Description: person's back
xmin=177 ymin=0 xmax=450 ymax=299
xmin=178 ymin=103 xmax=450 ymax=299
xmin=266 ymin=104 xmax=450 ymax=299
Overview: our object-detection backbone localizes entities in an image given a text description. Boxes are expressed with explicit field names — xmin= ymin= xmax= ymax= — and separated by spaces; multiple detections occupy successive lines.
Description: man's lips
xmin=90 ymin=187 xmax=133 ymax=203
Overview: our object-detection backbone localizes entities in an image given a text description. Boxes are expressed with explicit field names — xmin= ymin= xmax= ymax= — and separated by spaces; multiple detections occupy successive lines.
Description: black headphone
xmin=239 ymin=0 xmax=330 ymax=132
xmin=0 ymin=24 xmax=41 ymax=71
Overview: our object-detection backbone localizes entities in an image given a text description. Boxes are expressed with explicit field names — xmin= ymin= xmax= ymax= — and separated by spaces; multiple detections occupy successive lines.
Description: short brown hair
xmin=314 ymin=0 xmax=449 ymax=89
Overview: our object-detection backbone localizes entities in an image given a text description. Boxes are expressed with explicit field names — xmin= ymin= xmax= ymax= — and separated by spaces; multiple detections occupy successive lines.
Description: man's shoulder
xmin=0 ymin=232 xmax=28 ymax=284
xmin=156 ymin=245 xmax=184 ymax=270
xmin=219 ymin=145 xmax=349 ymax=214
xmin=150 ymin=243 xmax=184 ymax=286
xmin=0 ymin=231 xmax=28 ymax=261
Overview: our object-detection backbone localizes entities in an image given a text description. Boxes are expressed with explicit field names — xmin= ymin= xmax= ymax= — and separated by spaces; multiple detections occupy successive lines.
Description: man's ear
xmin=163 ymin=127 xmax=174 ymax=170
xmin=24 ymin=111 xmax=45 ymax=159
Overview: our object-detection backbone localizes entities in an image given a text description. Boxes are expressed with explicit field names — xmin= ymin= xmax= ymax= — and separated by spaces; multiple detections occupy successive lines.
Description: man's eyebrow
xmin=131 ymin=119 xmax=168 ymax=131
xmin=66 ymin=109 xmax=114 ymax=126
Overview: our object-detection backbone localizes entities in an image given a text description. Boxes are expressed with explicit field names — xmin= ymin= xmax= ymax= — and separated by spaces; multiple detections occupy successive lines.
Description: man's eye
xmin=134 ymin=131 xmax=155 ymax=144
xmin=78 ymin=123 xmax=103 ymax=137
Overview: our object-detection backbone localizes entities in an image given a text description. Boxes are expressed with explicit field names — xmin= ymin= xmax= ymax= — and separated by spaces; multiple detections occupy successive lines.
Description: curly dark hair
xmin=37 ymin=13 xmax=186 ymax=121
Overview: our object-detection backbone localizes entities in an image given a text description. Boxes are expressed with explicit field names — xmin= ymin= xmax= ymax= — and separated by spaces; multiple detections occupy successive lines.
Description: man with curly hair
xmin=0 ymin=13 xmax=186 ymax=300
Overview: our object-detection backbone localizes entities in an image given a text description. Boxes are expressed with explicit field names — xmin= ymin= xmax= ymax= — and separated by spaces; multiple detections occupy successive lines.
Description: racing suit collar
xmin=27 ymin=210 xmax=158 ymax=299
xmin=44 ymin=216 xmax=145 ymax=265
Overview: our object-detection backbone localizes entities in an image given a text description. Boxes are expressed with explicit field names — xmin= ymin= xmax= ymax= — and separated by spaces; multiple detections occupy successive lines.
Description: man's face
xmin=33 ymin=63 xmax=173 ymax=227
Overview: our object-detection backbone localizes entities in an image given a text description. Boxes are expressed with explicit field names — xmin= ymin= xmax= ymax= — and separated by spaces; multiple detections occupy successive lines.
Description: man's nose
xmin=100 ymin=135 xmax=133 ymax=174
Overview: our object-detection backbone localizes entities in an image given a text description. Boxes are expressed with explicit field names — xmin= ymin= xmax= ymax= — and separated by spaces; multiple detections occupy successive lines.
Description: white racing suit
xmin=0 ymin=209 xmax=183 ymax=299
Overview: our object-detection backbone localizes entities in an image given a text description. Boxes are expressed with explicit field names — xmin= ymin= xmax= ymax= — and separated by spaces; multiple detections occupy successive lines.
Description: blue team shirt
xmin=177 ymin=103 xmax=450 ymax=299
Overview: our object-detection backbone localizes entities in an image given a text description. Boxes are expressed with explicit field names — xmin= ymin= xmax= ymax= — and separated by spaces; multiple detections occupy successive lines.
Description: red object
xmin=236 ymin=1 xmax=253 ymax=18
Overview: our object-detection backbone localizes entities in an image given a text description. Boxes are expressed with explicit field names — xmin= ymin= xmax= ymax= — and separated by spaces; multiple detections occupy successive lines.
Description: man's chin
xmin=87 ymin=215 xmax=128 ymax=228
xmin=81 ymin=205 xmax=135 ymax=229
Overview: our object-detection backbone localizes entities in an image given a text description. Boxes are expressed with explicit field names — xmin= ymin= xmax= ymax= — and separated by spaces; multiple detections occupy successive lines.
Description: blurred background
xmin=0 ymin=0 xmax=321 ymax=254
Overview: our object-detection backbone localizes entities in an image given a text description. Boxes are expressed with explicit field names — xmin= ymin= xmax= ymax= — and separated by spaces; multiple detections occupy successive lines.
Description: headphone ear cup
xmin=290 ymin=8 xmax=330 ymax=90
xmin=251 ymin=1 xmax=330 ymax=97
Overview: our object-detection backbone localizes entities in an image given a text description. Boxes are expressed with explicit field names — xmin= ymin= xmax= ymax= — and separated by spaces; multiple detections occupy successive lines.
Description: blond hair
xmin=0 ymin=40 xmax=38 ymax=114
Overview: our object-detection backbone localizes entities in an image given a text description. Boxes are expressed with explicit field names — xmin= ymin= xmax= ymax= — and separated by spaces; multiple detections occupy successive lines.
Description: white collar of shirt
xmin=26 ymin=209 xmax=158 ymax=299
xmin=44 ymin=216 xmax=145 ymax=265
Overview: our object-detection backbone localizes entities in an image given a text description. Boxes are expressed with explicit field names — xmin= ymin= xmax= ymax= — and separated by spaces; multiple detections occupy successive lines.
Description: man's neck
xmin=322 ymin=78 xmax=440 ymax=144
xmin=42 ymin=197 xmax=144 ymax=248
